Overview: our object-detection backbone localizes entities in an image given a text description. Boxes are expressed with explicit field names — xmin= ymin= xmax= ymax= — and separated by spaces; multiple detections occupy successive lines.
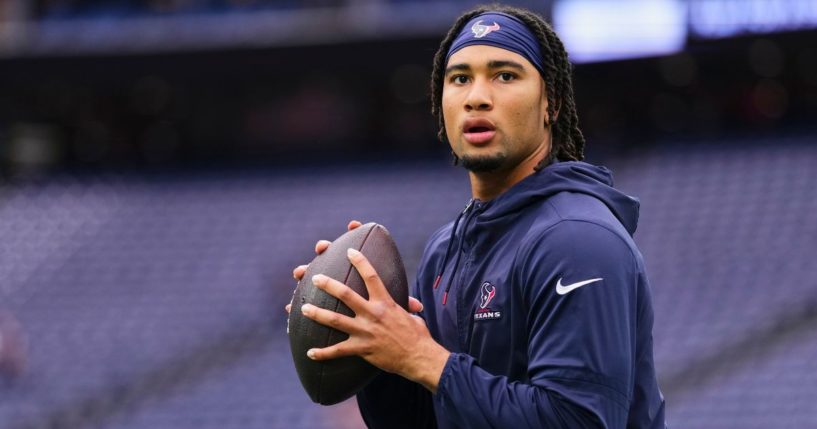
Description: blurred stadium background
xmin=0 ymin=0 xmax=815 ymax=428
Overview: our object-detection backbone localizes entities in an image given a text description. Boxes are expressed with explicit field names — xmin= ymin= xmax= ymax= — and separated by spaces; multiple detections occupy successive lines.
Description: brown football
xmin=287 ymin=223 xmax=408 ymax=405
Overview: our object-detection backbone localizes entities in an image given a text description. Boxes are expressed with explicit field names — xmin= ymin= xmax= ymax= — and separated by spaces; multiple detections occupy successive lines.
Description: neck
xmin=468 ymin=143 xmax=550 ymax=201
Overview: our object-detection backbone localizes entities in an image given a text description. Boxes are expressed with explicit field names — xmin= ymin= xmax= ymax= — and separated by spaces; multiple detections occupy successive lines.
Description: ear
xmin=541 ymin=80 xmax=560 ymax=127
xmin=545 ymin=102 xmax=561 ymax=127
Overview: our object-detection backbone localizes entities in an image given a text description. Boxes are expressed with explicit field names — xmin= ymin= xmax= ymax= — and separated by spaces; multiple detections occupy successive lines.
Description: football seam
xmin=316 ymin=223 xmax=378 ymax=404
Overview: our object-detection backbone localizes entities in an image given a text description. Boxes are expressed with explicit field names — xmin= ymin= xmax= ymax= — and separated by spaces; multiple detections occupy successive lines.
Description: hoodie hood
xmin=430 ymin=160 xmax=641 ymax=306
xmin=480 ymin=161 xmax=640 ymax=236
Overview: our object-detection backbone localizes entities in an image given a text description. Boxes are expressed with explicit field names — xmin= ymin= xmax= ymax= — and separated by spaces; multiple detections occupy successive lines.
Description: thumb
xmin=408 ymin=296 xmax=424 ymax=313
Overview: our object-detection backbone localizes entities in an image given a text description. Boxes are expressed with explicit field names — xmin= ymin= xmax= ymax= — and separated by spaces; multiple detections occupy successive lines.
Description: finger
xmin=301 ymin=303 xmax=360 ymax=335
xmin=307 ymin=340 xmax=356 ymax=361
xmin=311 ymin=274 xmax=369 ymax=314
xmin=285 ymin=303 xmax=292 ymax=314
xmin=408 ymin=297 xmax=423 ymax=313
xmin=315 ymin=240 xmax=332 ymax=255
xmin=347 ymin=220 xmax=363 ymax=230
xmin=347 ymin=248 xmax=390 ymax=301
xmin=293 ymin=265 xmax=308 ymax=280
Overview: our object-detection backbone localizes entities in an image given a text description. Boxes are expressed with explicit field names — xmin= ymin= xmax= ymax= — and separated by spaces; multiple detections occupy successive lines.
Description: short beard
xmin=460 ymin=153 xmax=507 ymax=173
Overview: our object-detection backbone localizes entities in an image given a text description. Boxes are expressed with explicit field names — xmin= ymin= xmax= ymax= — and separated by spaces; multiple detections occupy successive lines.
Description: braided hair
xmin=430 ymin=4 xmax=585 ymax=167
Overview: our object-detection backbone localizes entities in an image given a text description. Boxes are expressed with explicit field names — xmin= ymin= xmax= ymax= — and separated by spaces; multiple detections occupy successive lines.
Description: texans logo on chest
xmin=474 ymin=281 xmax=502 ymax=321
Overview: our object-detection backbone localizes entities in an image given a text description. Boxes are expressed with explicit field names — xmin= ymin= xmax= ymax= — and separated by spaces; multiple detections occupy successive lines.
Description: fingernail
xmin=312 ymin=274 xmax=323 ymax=285
xmin=301 ymin=304 xmax=313 ymax=314
xmin=347 ymin=248 xmax=360 ymax=258
xmin=307 ymin=349 xmax=316 ymax=359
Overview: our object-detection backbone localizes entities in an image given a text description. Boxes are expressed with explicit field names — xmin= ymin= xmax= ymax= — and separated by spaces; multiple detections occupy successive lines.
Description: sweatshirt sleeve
xmin=356 ymin=372 xmax=437 ymax=429
xmin=356 ymin=274 xmax=438 ymax=429
xmin=432 ymin=220 xmax=636 ymax=428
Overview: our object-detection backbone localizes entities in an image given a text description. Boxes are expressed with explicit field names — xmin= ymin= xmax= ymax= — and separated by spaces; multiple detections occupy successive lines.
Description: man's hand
xmin=286 ymin=220 xmax=362 ymax=315
xmin=285 ymin=220 xmax=423 ymax=314
xmin=300 ymin=247 xmax=450 ymax=393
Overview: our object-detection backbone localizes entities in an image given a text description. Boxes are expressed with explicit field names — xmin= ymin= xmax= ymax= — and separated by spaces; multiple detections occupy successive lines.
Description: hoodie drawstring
xmin=434 ymin=199 xmax=473 ymax=305
xmin=442 ymin=234 xmax=468 ymax=305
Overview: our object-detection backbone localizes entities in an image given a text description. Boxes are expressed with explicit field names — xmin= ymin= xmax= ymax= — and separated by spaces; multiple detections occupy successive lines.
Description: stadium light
xmin=553 ymin=0 xmax=687 ymax=63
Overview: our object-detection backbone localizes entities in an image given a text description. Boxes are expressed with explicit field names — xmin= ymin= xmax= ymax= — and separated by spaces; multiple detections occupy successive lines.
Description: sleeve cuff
xmin=434 ymin=352 xmax=468 ymax=398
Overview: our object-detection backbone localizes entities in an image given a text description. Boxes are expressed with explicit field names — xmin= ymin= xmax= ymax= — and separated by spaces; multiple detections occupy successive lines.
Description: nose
xmin=464 ymin=79 xmax=492 ymax=112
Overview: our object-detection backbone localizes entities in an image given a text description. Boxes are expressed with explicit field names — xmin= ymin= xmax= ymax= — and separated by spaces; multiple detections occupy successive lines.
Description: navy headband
xmin=446 ymin=12 xmax=545 ymax=77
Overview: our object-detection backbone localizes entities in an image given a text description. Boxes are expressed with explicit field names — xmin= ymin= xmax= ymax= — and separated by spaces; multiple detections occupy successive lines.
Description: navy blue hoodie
xmin=357 ymin=161 xmax=666 ymax=429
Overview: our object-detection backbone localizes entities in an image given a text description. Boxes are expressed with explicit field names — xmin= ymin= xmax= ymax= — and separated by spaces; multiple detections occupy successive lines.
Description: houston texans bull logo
xmin=471 ymin=20 xmax=501 ymax=38
xmin=475 ymin=282 xmax=502 ymax=321
xmin=479 ymin=282 xmax=496 ymax=309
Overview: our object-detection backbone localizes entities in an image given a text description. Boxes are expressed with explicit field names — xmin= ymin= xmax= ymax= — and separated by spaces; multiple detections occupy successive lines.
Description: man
xmin=289 ymin=4 xmax=666 ymax=428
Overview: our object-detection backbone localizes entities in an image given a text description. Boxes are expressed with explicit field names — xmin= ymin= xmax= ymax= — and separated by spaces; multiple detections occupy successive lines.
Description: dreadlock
xmin=430 ymin=4 xmax=585 ymax=167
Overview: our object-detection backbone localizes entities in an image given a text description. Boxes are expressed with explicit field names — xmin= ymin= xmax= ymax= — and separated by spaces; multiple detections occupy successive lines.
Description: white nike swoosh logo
xmin=555 ymin=277 xmax=603 ymax=295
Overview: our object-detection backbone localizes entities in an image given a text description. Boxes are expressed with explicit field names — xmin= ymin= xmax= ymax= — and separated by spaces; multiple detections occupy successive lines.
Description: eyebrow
xmin=487 ymin=60 xmax=526 ymax=71
xmin=444 ymin=60 xmax=527 ymax=76
xmin=444 ymin=63 xmax=471 ymax=76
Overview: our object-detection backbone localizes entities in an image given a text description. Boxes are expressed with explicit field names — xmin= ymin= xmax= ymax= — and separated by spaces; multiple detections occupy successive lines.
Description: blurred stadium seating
xmin=1 ymin=0 xmax=816 ymax=427
xmin=0 ymin=139 xmax=815 ymax=428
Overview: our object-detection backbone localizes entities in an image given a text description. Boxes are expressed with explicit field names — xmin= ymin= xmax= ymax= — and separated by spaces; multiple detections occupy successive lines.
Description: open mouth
xmin=463 ymin=118 xmax=496 ymax=133
xmin=466 ymin=126 xmax=493 ymax=133
xmin=463 ymin=119 xmax=497 ymax=145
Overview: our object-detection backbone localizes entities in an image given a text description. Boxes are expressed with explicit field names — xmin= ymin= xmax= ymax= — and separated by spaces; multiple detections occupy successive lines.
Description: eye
xmin=497 ymin=72 xmax=516 ymax=82
xmin=450 ymin=75 xmax=469 ymax=85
